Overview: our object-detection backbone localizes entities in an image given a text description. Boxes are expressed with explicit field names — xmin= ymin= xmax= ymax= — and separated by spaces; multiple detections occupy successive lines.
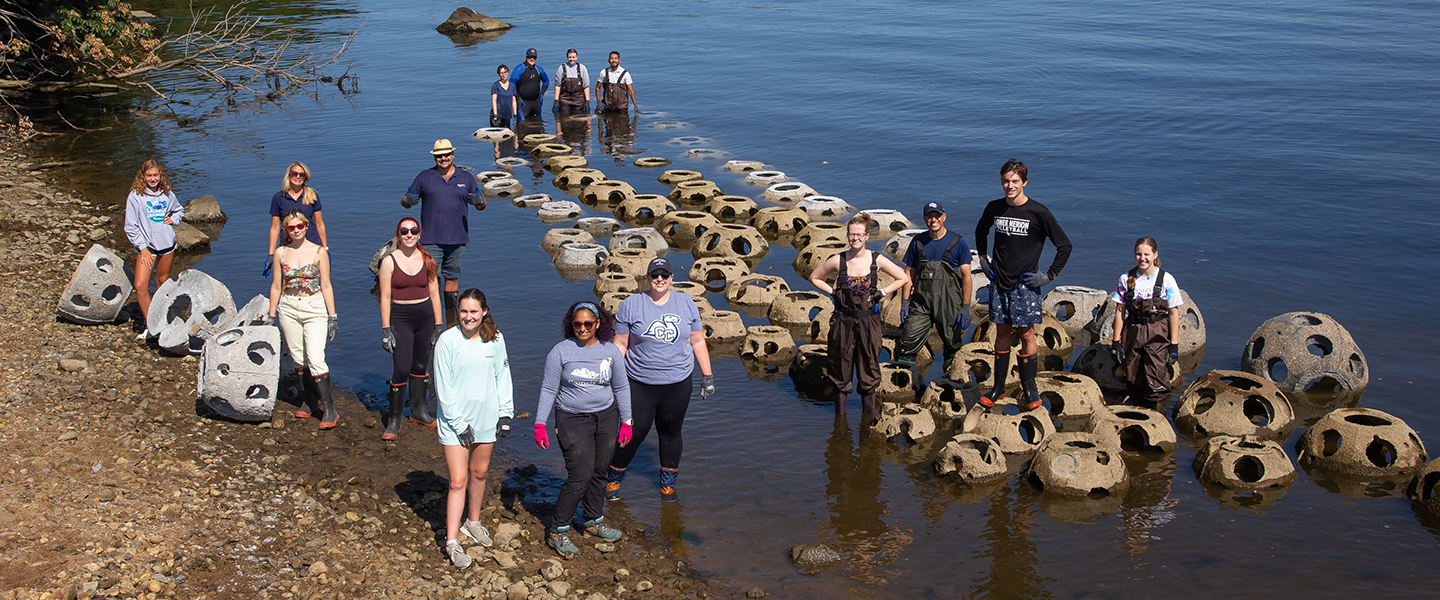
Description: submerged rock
xmin=790 ymin=543 xmax=840 ymax=571
xmin=436 ymin=8 xmax=512 ymax=34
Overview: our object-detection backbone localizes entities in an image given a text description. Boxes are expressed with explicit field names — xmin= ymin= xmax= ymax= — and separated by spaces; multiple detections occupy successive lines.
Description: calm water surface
xmin=45 ymin=0 xmax=1440 ymax=596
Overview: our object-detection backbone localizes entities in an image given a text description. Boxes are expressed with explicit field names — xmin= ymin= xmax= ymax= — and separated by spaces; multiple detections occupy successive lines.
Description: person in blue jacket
xmin=510 ymin=47 xmax=550 ymax=120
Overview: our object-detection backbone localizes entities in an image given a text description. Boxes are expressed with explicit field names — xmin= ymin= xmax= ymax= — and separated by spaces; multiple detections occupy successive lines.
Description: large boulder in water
xmin=184 ymin=194 xmax=227 ymax=222
xmin=436 ymin=8 xmax=512 ymax=34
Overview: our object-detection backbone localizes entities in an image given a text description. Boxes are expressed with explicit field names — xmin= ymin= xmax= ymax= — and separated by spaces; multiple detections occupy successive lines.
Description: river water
xmin=40 ymin=0 xmax=1440 ymax=596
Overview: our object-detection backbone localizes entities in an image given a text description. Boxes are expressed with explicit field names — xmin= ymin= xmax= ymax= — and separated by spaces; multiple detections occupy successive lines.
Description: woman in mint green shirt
xmin=433 ymin=289 xmax=513 ymax=569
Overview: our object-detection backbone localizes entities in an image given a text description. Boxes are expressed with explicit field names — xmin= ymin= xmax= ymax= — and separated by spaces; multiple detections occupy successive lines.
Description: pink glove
xmin=534 ymin=423 xmax=549 ymax=450
xmin=617 ymin=423 xmax=633 ymax=447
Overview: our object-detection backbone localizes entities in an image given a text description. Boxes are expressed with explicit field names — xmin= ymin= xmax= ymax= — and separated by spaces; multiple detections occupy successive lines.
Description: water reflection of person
xmin=971 ymin=485 xmax=1050 ymax=599
xmin=824 ymin=415 xmax=888 ymax=542
xmin=595 ymin=109 xmax=637 ymax=164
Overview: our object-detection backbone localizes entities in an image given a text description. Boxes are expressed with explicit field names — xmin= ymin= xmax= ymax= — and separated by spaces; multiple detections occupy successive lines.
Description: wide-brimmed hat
xmin=431 ymin=139 xmax=455 ymax=155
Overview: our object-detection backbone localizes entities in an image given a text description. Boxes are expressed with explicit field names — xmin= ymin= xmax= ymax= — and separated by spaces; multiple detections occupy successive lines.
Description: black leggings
xmin=555 ymin=403 xmax=619 ymax=526
xmin=609 ymin=377 xmax=692 ymax=471
xmin=390 ymin=300 xmax=436 ymax=384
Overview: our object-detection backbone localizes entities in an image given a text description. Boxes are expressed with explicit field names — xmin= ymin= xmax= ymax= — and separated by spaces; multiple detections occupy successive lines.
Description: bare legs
xmin=444 ymin=442 xmax=494 ymax=542
xmin=133 ymin=248 xmax=174 ymax=320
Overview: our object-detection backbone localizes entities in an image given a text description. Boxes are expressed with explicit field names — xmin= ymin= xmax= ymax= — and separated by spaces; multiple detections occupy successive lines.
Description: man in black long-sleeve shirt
xmin=973 ymin=159 xmax=1072 ymax=410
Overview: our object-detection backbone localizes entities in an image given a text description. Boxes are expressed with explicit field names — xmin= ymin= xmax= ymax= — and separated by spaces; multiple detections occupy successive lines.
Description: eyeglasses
xmin=435 ymin=152 xmax=454 ymax=159
xmin=398 ymin=227 xmax=420 ymax=235
xmin=648 ymin=272 xmax=672 ymax=280
xmin=571 ymin=320 xmax=597 ymax=329
xmin=284 ymin=223 xmax=308 ymax=232
xmin=289 ymin=171 xmax=307 ymax=178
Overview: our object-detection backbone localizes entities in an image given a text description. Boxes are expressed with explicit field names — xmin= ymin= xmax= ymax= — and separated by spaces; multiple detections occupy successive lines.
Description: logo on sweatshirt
xmin=642 ymin=314 xmax=681 ymax=345
xmin=145 ymin=197 xmax=168 ymax=223
xmin=567 ymin=357 xmax=612 ymax=387
xmin=995 ymin=216 xmax=1030 ymax=237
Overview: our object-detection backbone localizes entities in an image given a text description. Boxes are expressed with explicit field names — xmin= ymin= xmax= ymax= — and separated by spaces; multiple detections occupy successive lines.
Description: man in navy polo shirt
xmin=401 ymin=139 xmax=483 ymax=323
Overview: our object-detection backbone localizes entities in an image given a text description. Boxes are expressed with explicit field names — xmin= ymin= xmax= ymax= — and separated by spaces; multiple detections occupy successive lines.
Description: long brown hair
xmin=1127 ymin=237 xmax=1161 ymax=291
xmin=395 ymin=217 xmax=438 ymax=282
xmin=130 ymin=159 xmax=171 ymax=194
xmin=459 ymin=288 xmax=500 ymax=342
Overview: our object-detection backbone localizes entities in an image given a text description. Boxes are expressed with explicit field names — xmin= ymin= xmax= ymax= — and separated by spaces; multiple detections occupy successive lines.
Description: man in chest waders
xmin=552 ymin=48 xmax=591 ymax=113
xmin=974 ymin=159 xmax=1073 ymax=410
xmin=896 ymin=202 xmax=974 ymax=380
xmin=809 ymin=214 xmax=910 ymax=416
xmin=511 ymin=48 xmax=549 ymax=120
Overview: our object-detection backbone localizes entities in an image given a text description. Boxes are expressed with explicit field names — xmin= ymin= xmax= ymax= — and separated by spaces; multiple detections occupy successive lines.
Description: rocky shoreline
xmin=0 ymin=140 xmax=752 ymax=600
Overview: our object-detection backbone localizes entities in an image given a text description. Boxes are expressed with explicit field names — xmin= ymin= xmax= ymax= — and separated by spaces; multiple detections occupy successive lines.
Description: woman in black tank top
xmin=378 ymin=217 xmax=444 ymax=440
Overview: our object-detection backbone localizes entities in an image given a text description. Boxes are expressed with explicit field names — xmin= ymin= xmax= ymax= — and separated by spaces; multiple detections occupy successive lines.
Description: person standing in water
xmin=595 ymin=51 xmax=636 ymax=113
xmin=974 ymin=159 xmax=1072 ymax=410
xmin=808 ymin=214 xmax=909 ymax=415
xmin=1109 ymin=237 xmax=1183 ymax=406
xmin=490 ymin=64 xmax=517 ymax=128
xmin=510 ymin=48 xmax=550 ymax=120
xmin=123 ymin=159 xmax=184 ymax=328
xmin=895 ymin=201 xmax=973 ymax=375
xmin=401 ymin=139 xmax=483 ymax=325
xmin=552 ymin=49 xmax=591 ymax=113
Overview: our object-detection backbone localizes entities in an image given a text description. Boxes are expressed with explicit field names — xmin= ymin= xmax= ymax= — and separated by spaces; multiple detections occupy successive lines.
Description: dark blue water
xmin=59 ymin=0 xmax=1440 ymax=596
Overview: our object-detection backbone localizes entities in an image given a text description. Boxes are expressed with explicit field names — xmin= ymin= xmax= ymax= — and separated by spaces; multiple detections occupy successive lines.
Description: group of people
xmin=118 ymin=151 xmax=1181 ymax=570
xmin=810 ymin=159 xmax=1184 ymax=416
xmin=490 ymin=48 xmax=637 ymax=127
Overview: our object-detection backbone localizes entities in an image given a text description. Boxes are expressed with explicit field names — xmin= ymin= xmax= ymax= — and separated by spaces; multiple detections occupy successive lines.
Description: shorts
xmin=422 ymin=243 xmax=465 ymax=282
xmin=988 ymin=283 xmax=1043 ymax=327
xmin=145 ymin=245 xmax=175 ymax=257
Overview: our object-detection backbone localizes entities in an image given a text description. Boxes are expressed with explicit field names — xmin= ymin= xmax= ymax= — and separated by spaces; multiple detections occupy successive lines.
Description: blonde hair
xmin=130 ymin=159 xmax=171 ymax=194
xmin=282 ymin=161 xmax=318 ymax=205
xmin=1127 ymin=237 xmax=1161 ymax=291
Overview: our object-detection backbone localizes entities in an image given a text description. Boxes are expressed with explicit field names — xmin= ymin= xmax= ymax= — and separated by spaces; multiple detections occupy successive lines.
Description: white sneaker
xmin=446 ymin=540 xmax=471 ymax=569
xmin=461 ymin=520 xmax=492 ymax=547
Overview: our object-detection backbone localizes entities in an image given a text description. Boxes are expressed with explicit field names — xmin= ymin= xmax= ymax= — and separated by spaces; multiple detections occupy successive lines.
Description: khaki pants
xmin=278 ymin=293 xmax=329 ymax=374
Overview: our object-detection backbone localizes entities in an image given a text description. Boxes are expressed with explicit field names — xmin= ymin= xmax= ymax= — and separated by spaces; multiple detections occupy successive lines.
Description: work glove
xmin=381 ymin=326 xmax=396 ymax=353
xmin=1109 ymin=340 xmax=1127 ymax=365
xmin=327 ymin=315 xmax=338 ymax=341
xmin=617 ymin=422 xmax=633 ymax=446
xmin=901 ymin=299 xmax=910 ymax=321
xmin=262 ymin=314 xmax=277 ymax=327
xmin=699 ymin=374 xmax=716 ymax=400
xmin=262 ymin=254 xmax=273 ymax=278
xmin=467 ymin=192 xmax=487 ymax=210
xmin=533 ymin=423 xmax=549 ymax=449
xmin=401 ymin=194 xmax=419 ymax=208
xmin=496 ymin=416 xmax=512 ymax=439
xmin=459 ymin=425 xmax=475 ymax=448
xmin=978 ymin=255 xmax=994 ymax=278
xmin=956 ymin=304 xmax=972 ymax=330
xmin=1022 ymin=271 xmax=1052 ymax=287
xmin=433 ymin=324 xmax=445 ymax=344
xmin=1168 ymin=343 xmax=1180 ymax=366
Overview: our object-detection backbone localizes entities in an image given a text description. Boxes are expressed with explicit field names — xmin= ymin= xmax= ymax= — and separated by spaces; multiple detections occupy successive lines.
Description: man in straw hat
xmin=401 ymin=139 xmax=483 ymax=323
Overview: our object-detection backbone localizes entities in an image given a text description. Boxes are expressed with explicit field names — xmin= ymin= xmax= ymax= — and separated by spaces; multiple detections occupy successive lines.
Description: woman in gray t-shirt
xmin=533 ymin=301 xmax=631 ymax=557
xmin=604 ymin=257 xmax=715 ymax=501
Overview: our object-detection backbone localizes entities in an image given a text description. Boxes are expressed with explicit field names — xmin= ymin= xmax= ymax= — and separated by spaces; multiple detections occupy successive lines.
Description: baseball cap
xmin=647 ymin=257 xmax=673 ymax=275
xmin=525 ymin=48 xmax=537 ymax=58
xmin=922 ymin=201 xmax=945 ymax=216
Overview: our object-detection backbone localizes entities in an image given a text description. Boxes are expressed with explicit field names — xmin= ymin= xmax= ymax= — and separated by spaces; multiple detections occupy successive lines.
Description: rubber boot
xmin=443 ymin=290 xmax=460 ymax=328
xmin=381 ymin=382 xmax=405 ymax=440
xmin=314 ymin=372 xmax=339 ymax=429
xmin=604 ymin=466 xmax=626 ymax=501
xmin=979 ymin=349 xmax=1010 ymax=407
xmin=833 ymin=391 xmax=847 ymax=416
xmin=408 ymin=374 xmax=436 ymax=427
xmin=860 ymin=393 xmax=877 ymax=415
xmin=293 ymin=367 xmax=314 ymax=419
xmin=1018 ymin=352 xmax=1041 ymax=410
xmin=659 ymin=467 xmax=679 ymax=501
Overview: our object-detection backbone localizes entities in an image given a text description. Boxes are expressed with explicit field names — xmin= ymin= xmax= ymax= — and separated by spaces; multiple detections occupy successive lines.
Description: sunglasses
xmin=289 ymin=171 xmax=307 ymax=178
xmin=398 ymin=227 xmax=420 ymax=235
xmin=284 ymin=223 xmax=308 ymax=231
xmin=435 ymin=152 xmax=454 ymax=158
xmin=648 ymin=272 xmax=672 ymax=279
xmin=571 ymin=320 xmax=597 ymax=329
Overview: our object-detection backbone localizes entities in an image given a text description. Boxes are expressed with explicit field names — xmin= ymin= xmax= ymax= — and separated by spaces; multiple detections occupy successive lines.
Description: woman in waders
xmin=808 ymin=214 xmax=910 ymax=415
xmin=1108 ymin=237 xmax=1183 ymax=406
xmin=552 ymin=49 xmax=590 ymax=113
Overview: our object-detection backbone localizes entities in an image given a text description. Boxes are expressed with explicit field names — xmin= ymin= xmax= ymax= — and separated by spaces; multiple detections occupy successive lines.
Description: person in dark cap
xmin=896 ymin=200 xmax=974 ymax=374
xmin=510 ymin=48 xmax=550 ymax=119
xmin=603 ymin=257 xmax=715 ymax=502
xmin=973 ymin=159 xmax=1072 ymax=410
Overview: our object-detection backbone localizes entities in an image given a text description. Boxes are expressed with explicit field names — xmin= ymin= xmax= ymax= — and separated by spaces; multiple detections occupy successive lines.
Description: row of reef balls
xmin=480 ymin=128 xmax=1437 ymax=521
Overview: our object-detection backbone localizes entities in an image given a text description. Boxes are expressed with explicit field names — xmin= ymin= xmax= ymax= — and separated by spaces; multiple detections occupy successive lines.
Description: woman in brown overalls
xmin=809 ymin=214 xmax=910 ymax=415
xmin=1108 ymin=237 xmax=1183 ymax=406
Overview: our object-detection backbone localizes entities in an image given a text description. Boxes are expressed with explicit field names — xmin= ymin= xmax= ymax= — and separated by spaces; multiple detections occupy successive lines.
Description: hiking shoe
xmin=461 ymin=520 xmax=492 ymax=547
xmin=446 ymin=540 xmax=471 ymax=569
xmin=583 ymin=517 xmax=623 ymax=542
xmin=604 ymin=481 xmax=623 ymax=501
xmin=548 ymin=526 xmax=579 ymax=559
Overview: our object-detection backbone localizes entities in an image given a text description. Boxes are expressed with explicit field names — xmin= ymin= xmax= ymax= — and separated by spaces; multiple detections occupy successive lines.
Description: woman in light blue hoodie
xmin=122 ymin=159 xmax=184 ymax=323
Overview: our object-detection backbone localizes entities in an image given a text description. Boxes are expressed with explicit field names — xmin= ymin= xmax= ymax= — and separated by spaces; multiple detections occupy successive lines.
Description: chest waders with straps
xmin=558 ymin=64 xmax=586 ymax=109
xmin=601 ymin=69 xmax=628 ymax=112
xmin=1122 ymin=267 xmax=1173 ymax=404
xmin=897 ymin=234 xmax=966 ymax=366
xmin=826 ymin=250 xmax=883 ymax=415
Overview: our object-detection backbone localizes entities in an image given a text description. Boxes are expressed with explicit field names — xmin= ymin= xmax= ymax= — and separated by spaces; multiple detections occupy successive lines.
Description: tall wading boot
xmin=978 ymin=349 xmax=1010 ymax=407
xmin=1018 ymin=352 xmax=1041 ymax=410
xmin=604 ymin=466 xmax=626 ymax=501
xmin=293 ymin=367 xmax=314 ymax=419
xmin=860 ymin=393 xmax=877 ymax=415
xmin=443 ymin=290 xmax=460 ymax=328
xmin=833 ymin=391 xmax=847 ymax=416
xmin=659 ymin=467 xmax=679 ymax=502
xmin=408 ymin=374 xmax=437 ymax=427
xmin=381 ymin=383 xmax=405 ymax=440
xmin=314 ymin=372 xmax=339 ymax=430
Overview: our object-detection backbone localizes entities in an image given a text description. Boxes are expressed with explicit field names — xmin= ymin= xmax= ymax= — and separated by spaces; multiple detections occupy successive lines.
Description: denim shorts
xmin=988 ymin=283 xmax=1043 ymax=327
xmin=422 ymin=243 xmax=465 ymax=282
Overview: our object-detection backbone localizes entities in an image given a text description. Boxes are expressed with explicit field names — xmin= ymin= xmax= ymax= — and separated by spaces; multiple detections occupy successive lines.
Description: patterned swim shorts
xmin=988 ymin=283 xmax=1043 ymax=327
